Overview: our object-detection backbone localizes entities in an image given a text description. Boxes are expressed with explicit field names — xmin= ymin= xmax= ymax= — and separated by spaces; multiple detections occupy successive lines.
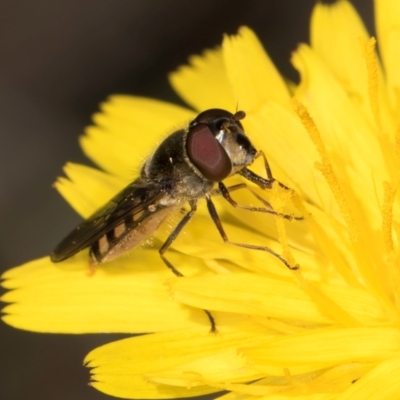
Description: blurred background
xmin=0 ymin=1 xmax=373 ymax=399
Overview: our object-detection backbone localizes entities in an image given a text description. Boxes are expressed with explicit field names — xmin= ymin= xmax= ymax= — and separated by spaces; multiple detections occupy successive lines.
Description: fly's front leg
xmin=87 ymin=256 xmax=97 ymax=276
xmin=206 ymin=195 xmax=298 ymax=270
xmin=258 ymin=150 xmax=291 ymax=190
xmin=219 ymin=182 xmax=300 ymax=221
xmin=258 ymin=150 xmax=274 ymax=181
xmin=159 ymin=200 xmax=217 ymax=332
xmin=238 ymin=152 xmax=303 ymax=219
xmin=239 ymin=150 xmax=289 ymax=191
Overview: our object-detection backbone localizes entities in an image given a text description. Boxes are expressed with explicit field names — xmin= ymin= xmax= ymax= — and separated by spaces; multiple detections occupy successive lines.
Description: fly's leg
xmin=85 ymin=249 xmax=99 ymax=276
xmin=224 ymin=183 xmax=274 ymax=209
xmin=86 ymin=257 xmax=97 ymax=276
xmin=159 ymin=200 xmax=217 ymax=332
xmin=239 ymin=150 xmax=289 ymax=191
xmin=237 ymin=151 xmax=303 ymax=219
xmin=159 ymin=200 xmax=196 ymax=277
xmin=257 ymin=150 xmax=291 ymax=190
xmin=206 ymin=195 xmax=299 ymax=270
xmin=219 ymin=182 xmax=303 ymax=221
xmin=258 ymin=150 xmax=274 ymax=181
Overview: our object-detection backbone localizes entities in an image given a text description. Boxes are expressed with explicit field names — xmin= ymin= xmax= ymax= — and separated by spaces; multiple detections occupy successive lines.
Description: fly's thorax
xmin=141 ymin=129 xmax=214 ymax=200
xmin=142 ymin=130 xmax=188 ymax=180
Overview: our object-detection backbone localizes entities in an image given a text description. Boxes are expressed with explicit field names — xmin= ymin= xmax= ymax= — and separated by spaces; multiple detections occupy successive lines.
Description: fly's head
xmin=186 ymin=109 xmax=257 ymax=182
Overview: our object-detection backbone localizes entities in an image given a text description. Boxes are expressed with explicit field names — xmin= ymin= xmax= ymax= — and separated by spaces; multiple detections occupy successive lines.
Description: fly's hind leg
xmin=86 ymin=247 xmax=99 ymax=276
xmin=206 ymin=195 xmax=299 ymax=270
xmin=159 ymin=200 xmax=217 ymax=332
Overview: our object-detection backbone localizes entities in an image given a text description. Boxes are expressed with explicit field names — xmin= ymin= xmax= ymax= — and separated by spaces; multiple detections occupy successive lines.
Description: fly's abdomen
xmin=89 ymin=205 xmax=177 ymax=264
xmin=90 ymin=217 xmax=132 ymax=263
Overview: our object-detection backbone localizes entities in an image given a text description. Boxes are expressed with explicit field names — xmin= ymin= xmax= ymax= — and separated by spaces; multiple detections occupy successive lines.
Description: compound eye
xmin=186 ymin=123 xmax=232 ymax=182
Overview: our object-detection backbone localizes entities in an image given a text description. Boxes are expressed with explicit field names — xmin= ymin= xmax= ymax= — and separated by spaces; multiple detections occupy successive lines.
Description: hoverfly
xmin=51 ymin=109 xmax=299 ymax=331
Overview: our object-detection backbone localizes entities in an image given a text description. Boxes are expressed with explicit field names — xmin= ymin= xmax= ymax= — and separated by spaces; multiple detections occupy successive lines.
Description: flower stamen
xmin=291 ymin=98 xmax=357 ymax=243
xmin=362 ymin=37 xmax=381 ymax=129
xmin=293 ymin=98 xmax=399 ymax=321
xmin=395 ymin=124 xmax=400 ymax=176
xmin=271 ymin=185 xmax=298 ymax=268
xmin=382 ymin=181 xmax=396 ymax=254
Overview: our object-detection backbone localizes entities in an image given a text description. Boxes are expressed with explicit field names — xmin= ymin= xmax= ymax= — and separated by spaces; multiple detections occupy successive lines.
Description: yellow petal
xmin=311 ymin=1 xmax=393 ymax=139
xmin=147 ymin=348 xmax=263 ymax=389
xmin=81 ymin=96 xmax=194 ymax=178
xmin=216 ymin=364 xmax=371 ymax=398
xmin=242 ymin=327 xmax=400 ymax=374
xmin=169 ymin=48 xmax=235 ymax=111
xmin=85 ymin=322 xmax=272 ymax=399
xmin=1 ymin=252 xmax=231 ymax=333
xmin=244 ymin=103 xmax=320 ymax=199
xmin=311 ymin=2 xmax=369 ymax=109
xmin=337 ymin=357 xmax=400 ymax=400
xmin=169 ymin=273 xmax=386 ymax=325
xmin=220 ymin=389 xmax=337 ymax=400
xmin=169 ymin=273 xmax=329 ymax=324
xmin=223 ymin=27 xmax=290 ymax=113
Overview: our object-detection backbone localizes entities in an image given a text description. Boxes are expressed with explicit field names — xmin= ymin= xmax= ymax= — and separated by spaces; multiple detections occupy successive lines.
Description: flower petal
xmin=169 ymin=48 xmax=235 ymax=111
xmin=1 ymin=252 xmax=230 ymax=333
xmin=168 ymin=273 xmax=386 ymax=326
xmin=337 ymin=357 xmax=400 ymax=400
xmin=311 ymin=2 xmax=369 ymax=109
xmin=223 ymin=27 xmax=291 ymax=113
xmin=241 ymin=327 xmax=400 ymax=374
xmin=216 ymin=364 xmax=371 ymax=398
xmin=244 ymin=103 xmax=320 ymax=198
xmin=311 ymin=1 xmax=393 ymax=140
xmin=169 ymin=273 xmax=330 ymax=324
xmin=85 ymin=322 xmax=271 ymax=399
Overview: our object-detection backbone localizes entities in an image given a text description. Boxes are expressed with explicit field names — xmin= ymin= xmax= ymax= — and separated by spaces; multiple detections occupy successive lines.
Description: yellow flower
xmin=2 ymin=0 xmax=400 ymax=398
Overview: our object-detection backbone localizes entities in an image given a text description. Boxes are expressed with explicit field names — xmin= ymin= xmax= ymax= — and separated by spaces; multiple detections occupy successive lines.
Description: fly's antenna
xmin=235 ymin=99 xmax=240 ymax=114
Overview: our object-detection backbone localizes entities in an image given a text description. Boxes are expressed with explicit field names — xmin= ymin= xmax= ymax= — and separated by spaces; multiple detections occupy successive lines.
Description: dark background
xmin=0 ymin=1 xmax=373 ymax=399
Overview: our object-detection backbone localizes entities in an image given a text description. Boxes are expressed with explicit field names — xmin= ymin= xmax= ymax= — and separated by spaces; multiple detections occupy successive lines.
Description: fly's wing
xmin=50 ymin=180 xmax=165 ymax=262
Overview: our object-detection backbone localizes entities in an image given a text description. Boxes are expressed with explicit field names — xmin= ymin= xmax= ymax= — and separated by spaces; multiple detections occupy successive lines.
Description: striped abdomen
xmin=89 ymin=205 xmax=177 ymax=264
